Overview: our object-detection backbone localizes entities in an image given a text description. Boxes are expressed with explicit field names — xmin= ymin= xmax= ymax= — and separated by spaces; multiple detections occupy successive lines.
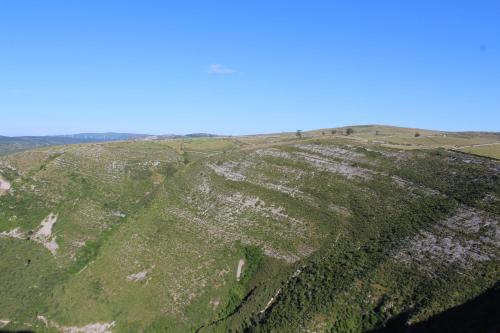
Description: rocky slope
xmin=0 ymin=127 xmax=498 ymax=332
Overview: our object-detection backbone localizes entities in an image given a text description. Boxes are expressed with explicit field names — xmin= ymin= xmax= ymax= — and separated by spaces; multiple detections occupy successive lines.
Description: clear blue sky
xmin=1 ymin=1 xmax=499 ymax=136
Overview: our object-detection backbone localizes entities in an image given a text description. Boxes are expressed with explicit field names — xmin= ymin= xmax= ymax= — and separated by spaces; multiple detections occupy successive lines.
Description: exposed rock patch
xmin=0 ymin=213 xmax=60 ymax=255
xmin=394 ymin=206 xmax=499 ymax=274
xmin=209 ymin=298 xmax=220 ymax=310
xmin=37 ymin=316 xmax=115 ymax=333
xmin=255 ymin=148 xmax=293 ymax=159
xmin=197 ymin=177 xmax=211 ymax=194
xmin=328 ymin=204 xmax=351 ymax=216
xmin=255 ymin=146 xmax=372 ymax=179
xmin=0 ymin=176 xmax=11 ymax=195
xmin=295 ymin=152 xmax=372 ymax=179
xmin=0 ymin=227 xmax=25 ymax=239
xmin=127 ymin=270 xmax=149 ymax=282
xmin=110 ymin=210 xmax=126 ymax=218
xmin=260 ymin=288 xmax=281 ymax=314
xmin=391 ymin=175 xmax=440 ymax=196
xmin=236 ymin=259 xmax=245 ymax=281
xmin=168 ymin=207 xmax=307 ymax=263
xmin=61 ymin=321 xmax=115 ymax=333
xmin=207 ymin=161 xmax=248 ymax=181
xmin=295 ymin=144 xmax=364 ymax=162
xmin=33 ymin=213 xmax=59 ymax=255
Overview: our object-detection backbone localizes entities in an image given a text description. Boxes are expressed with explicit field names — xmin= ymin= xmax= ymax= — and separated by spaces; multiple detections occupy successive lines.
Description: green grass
xmin=456 ymin=144 xmax=500 ymax=160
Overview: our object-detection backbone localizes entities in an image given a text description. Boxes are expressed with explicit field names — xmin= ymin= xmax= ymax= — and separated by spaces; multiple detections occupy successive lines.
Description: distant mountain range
xmin=0 ymin=132 xmax=219 ymax=155
xmin=158 ymin=133 xmax=220 ymax=139
xmin=55 ymin=132 xmax=150 ymax=141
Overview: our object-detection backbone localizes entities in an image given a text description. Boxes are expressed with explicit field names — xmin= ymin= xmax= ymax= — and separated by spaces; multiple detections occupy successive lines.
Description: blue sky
xmin=1 ymin=1 xmax=499 ymax=136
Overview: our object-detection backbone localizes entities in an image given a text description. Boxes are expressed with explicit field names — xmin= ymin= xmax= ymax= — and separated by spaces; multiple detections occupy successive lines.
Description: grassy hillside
xmin=0 ymin=126 xmax=498 ymax=332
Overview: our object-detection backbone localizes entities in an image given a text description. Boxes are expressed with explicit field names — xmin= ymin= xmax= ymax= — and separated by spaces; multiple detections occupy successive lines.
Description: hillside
xmin=0 ymin=133 xmax=222 ymax=156
xmin=0 ymin=134 xmax=150 ymax=156
xmin=0 ymin=125 xmax=499 ymax=333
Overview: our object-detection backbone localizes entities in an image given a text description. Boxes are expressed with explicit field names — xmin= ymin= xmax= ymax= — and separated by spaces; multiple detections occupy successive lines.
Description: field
xmin=0 ymin=125 xmax=499 ymax=332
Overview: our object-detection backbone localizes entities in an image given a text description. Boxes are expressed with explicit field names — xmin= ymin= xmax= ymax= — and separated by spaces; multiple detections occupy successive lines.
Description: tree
xmin=296 ymin=130 xmax=302 ymax=138
xmin=375 ymin=130 xmax=380 ymax=136
xmin=331 ymin=129 xmax=337 ymax=135
xmin=414 ymin=132 xmax=421 ymax=137
xmin=346 ymin=128 xmax=354 ymax=135
xmin=321 ymin=131 xmax=325 ymax=136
